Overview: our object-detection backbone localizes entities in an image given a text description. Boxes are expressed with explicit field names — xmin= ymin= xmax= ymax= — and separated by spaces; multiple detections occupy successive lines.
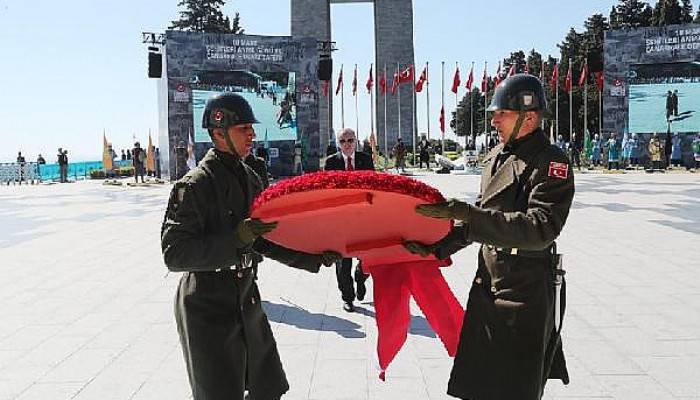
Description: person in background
xmin=556 ymin=134 xmax=567 ymax=151
xmin=670 ymin=132 xmax=682 ymax=168
xmin=324 ymin=127 xmax=374 ymax=313
xmin=121 ymin=149 xmax=127 ymax=162
xmin=418 ymin=135 xmax=431 ymax=169
xmin=132 ymin=142 xmax=146 ymax=183
xmin=16 ymin=151 xmax=26 ymax=183
xmin=591 ymin=134 xmax=602 ymax=168
xmin=664 ymin=131 xmax=673 ymax=169
xmin=691 ymin=133 xmax=700 ymax=171
xmin=36 ymin=154 xmax=46 ymax=164
xmin=392 ymin=137 xmax=407 ymax=173
xmin=622 ymin=136 xmax=633 ymax=169
xmin=126 ymin=149 xmax=132 ymax=162
xmin=648 ymin=132 xmax=663 ymax=171
xmin=629 ymin=133 xmax=641 ymax=169
xmin=57 ymin=148 xmax=69 ymax=183
xmin=292 ymin=141 xmax=303 ymax=175
xmin=154 ymin=148 xmax=162 ymax=179
xmin=606 ymin=134 xmax=620 ymax=170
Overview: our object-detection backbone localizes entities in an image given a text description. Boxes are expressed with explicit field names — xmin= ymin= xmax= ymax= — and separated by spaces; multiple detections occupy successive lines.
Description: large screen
xmin=629 ymin=62 xmax=700 ymax=134
xmin=191 ymin=70 xmax=297 ymax=143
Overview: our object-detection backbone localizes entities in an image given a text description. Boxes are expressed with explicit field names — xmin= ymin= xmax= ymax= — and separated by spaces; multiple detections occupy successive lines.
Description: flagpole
xmin=541 ymin=60 xmax=545 ymax=131
xmin=341 ymin=64 xmax=345 ymax=128
xmin=555 ymin=61 xmax=559 ymax=139
xmin=369 ymin=63 xmax=375 ymax=149
xmin=441 ymin=61 xmax=445 ymax=154
xmin=454 ymin=62 xmax=460 ymax=149
xmin=425 ymin=62 xmax=430 ymax=141
xmin=470 ymin=62 xmax=474 ymax=145
xmin=384 ymin=63 xmax=388 ymax=170
xmin=599 ymin=77 xmax=602 ymax=136
xmin=354 ymin=64 xmax=359 ymax=139
xmin=584 ymin=65 xmax=588 ymax=142
xmin=569 ymin=62 xmax=573 ymax=144
xmin=484 ymin=61 xmax=488 ymax=145
xmin=396 ymin=62 xmax=401 ymax=165
xmin=412 ymin=68 xmax=417 ymax=166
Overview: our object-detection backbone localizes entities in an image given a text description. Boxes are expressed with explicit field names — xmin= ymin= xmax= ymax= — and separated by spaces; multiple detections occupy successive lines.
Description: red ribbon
xmin=365 ymin=260 xmax=464 ymax=380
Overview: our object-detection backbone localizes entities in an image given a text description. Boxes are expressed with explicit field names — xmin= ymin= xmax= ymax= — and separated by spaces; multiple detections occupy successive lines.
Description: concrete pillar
xmin=291 ymin=0 xmax=333 ymax=158
xmin=374 ymin=0 xmax=415 ymax=159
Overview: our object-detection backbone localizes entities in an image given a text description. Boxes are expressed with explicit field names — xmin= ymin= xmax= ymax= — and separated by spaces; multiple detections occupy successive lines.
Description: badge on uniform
xmin=548 ymin=162 xmax=568 ymax=179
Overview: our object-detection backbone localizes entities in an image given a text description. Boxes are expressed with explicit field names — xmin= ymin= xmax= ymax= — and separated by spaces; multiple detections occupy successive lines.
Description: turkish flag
xmin=565 ymin=63 xmax=572 ymax=94
xmin=481 ymin=65 xmax=488 ymax=93
xmin=507 ymin=64 xmax=516 ymax=77
xmin=379 ymin=71 xmax=387 ymax=96
xmin=451 ymin=67 xmax=460 ymax=94
xmin=352 ymin=65 xmax=358 ymax=96
xmin=550 ymin=62 xmax=558 ymax=89
xmin=415 ymin=65 xmax=427 ymax=93
xmin=336 ymin=66 xmax=343 ymax=96
xmin=493 ymin=63 xmax=502 ymax=89
xmin=595 ymin=71 xmax=604 ymax=92
xmin=465 ymin=64 xmax=474 ymax=91
xmin=366 ymin=65 xmax=374 ymax=93
xmin=399 ymin=65 xmax=414 ymax=83
xmin=391 ymin=67 xmax=399 ymax=95
xmin=439 ymin=105 xmax=445 ymax=133
xmin=578 ymin=61 xmax=588 ymax=87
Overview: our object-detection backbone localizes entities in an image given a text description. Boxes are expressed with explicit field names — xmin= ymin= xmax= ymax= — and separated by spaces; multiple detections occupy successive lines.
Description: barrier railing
xmin=0 ymin=161 xmax=107 ymax=184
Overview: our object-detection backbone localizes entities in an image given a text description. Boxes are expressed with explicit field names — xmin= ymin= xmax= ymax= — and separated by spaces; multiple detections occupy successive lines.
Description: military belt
xmin=489 ymin=245 xmax=553 ymax=259
xmin=214 ymin=253 xmax=254 ymax=272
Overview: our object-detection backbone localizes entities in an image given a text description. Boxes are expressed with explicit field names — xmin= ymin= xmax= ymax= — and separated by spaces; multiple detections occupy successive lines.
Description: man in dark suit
xmin=324 ymin=127 xmax=375 ymax=312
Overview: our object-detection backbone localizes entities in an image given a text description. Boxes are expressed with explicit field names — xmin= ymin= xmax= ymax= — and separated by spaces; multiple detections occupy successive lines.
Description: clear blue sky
xmin=0 ymin=0 xmax=625 ymax=162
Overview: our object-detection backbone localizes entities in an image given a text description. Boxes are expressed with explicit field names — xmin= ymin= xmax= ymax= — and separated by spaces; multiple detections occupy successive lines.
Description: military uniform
xmin=434 ymin=128 xmax=574 ymax=400
xmin=162 ymin=148 xmax=323 ymax=400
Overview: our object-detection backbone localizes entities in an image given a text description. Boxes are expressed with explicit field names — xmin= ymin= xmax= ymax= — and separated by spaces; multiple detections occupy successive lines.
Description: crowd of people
xmin=555 ymin=131 xmax=700 ymax=172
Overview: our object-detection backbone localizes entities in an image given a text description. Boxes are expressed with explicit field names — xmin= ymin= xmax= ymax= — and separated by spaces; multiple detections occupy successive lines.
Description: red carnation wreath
xmin=251 ymin=171 xmax=464 ymax=379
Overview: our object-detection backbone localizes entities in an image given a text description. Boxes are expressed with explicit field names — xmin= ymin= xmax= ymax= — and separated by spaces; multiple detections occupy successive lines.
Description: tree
xmin=451 ymin=88 xmax=487 ymax=139
xmin=651 ymin=0 xmax=684 ymax=26
xmin=526 ymin=49 xmax=544 ymax=78
xmin=170 ymin=0 xmax=244 ymax=33
xmin=609 ymin=0 xmax=653 ymax=29
xmin=680 ymin=0 xmax=694 ymax=22
xmin=696 ymin=4 xmax=700 ymax=21
xmin=502 ymin=50 xmax=527 ymax=75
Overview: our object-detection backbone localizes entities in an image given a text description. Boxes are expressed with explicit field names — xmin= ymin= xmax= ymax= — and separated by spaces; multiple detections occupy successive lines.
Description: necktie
xmin=346 ymin=156 xmax=354 ymax=171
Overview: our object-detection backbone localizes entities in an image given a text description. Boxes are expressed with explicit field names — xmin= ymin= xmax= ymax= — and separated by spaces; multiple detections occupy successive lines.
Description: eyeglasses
xmin=339 ymin=138 xmax=355 ymax=144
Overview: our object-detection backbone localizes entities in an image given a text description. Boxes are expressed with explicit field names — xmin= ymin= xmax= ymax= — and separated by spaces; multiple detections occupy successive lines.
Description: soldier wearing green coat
xmin=161 ymin=93 xmax=339 ymax=400
xmin=405 ymin=75 xmax=574 ymax=400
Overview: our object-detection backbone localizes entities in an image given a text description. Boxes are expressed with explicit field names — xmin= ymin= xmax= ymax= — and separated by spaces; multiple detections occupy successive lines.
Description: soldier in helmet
xmin=404 ymin=74 xmax=574 ymax=400
xmin=161 ymin=92 xmax=340 ymax=400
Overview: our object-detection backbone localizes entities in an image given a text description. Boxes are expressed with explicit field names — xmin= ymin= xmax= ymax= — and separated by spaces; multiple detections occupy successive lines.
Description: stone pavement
xmin=1 ymin=171 xmax=699 ymax=400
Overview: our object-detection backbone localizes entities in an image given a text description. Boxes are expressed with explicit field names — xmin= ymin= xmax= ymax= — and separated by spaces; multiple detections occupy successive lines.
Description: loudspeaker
xmin=318 ymin=58 xmax=332 ymax=80
xmin=148 ymin=52 xmax=162 ymax=78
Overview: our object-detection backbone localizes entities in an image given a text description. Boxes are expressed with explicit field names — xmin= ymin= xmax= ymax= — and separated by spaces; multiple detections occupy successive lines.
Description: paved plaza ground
xmin=1 ymin=170 xmax=699 ymax=400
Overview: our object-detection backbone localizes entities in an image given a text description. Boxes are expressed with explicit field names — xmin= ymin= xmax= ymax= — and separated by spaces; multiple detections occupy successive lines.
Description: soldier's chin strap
xmin=221 ymin=127 xmax=243 ymax=162
xmin=505 ymin=110 xmax=527 ymax=146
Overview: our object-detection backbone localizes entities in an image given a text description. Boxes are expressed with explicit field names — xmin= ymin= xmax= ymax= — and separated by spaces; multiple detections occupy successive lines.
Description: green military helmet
xmin=487 ymin=74 xmax=547 ymax=112
xmin=202 ymin=92 xmax=259 ymax=129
